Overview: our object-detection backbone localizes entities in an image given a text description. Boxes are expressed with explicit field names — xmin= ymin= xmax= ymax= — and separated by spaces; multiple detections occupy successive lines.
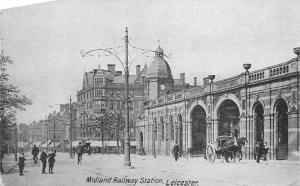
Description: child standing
xmin=18 ymin=152 xmax=26 ymax=176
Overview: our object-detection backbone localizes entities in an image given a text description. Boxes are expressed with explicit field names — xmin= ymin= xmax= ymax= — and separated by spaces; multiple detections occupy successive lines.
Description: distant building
xmin=43 ymin=104 xmax=70 ymax=150
xmin=75 ymin=46 xmax=191 ymax=147
xmin=28 ymin=121 xmax=43 ymax=144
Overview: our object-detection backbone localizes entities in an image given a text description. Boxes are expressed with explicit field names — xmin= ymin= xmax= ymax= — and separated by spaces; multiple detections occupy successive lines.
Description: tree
xmin=109 ymin=111 xmax=124 ymax=156
xmin=0 ymin=51 xmax=32 ymax=173
xmin=87 ymin=108 xmax=124 ymax=155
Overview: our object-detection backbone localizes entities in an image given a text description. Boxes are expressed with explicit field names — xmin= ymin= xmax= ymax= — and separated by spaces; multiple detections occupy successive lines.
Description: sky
xmin=1 ymin=0 xmax=300 ymax=124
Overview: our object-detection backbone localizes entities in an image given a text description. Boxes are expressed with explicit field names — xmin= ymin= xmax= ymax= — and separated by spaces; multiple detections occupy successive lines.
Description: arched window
xmin=161 ymin=117 xmax=164 ymax=140
xmin=154 ymin=118 xmax=157 ymax=141
xmin=170 ymin=116 xmax=174 ymax=141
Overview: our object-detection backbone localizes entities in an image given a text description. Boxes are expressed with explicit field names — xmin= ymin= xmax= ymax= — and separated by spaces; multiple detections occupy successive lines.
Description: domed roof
xmin=146 ymin=47 xmax=172 ymax=79
xmin=156 ymin=46 xmax=163 ymax=54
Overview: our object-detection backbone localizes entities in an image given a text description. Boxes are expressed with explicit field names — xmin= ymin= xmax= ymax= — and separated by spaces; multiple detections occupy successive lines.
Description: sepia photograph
xmin=0 ymin=0 xmax=300 ymax=185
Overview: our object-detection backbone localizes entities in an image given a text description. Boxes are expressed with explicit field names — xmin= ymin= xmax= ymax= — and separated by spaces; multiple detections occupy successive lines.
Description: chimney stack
xmin=107 ymin=64 xmax=116 ymax=73
xmin=136 ymin=65 xmax=141 ymax=75
xmin=180 ymin=73 xmax=185 ymax=85
xmin=115 ymin=71 xmax=122 ymax=76
xmin=194 ymin=77 xmax=197 ymax=86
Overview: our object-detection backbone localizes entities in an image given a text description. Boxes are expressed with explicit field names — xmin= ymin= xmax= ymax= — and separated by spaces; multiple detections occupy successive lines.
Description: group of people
xmin=40 ymin=149 xmax=56 ymax=174
xmin=17 ymin=145 xmax=56 ymax=176
xmin=255 ymin=141 xmax=269 ymax=163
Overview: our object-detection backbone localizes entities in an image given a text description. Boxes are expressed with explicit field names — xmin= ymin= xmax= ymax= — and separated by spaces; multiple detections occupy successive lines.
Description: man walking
xmin=31 ymin=144 xmax=39 ymax=165
xmin=48 ymin=149 xmax=55 ymax=174
xmin=255 ymin=141 xmax=262 ymax=163
xmin=40 ymin=149 xmax=47 ymax=174
xmin=76 ymin=142 xmax=84 ymax=165
xmin=263 ymin=142 xmax=269 ymax=163
xmin=172 ymin=141 xmax=180 ymax=162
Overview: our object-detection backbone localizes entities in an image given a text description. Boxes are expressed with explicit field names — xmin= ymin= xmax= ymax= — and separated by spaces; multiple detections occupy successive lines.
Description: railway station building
xmin=136 ymin=47 xmax=300 ymax=160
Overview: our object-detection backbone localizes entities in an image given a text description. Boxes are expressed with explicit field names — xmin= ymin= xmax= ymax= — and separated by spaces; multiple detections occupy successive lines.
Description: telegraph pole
xmin=124 ymin=27 xmax=131 ymax=166
xmin=69 ymin=95 xmax=73 ymax=158
xmin=53 ymin=115 xmax=56 ymax=149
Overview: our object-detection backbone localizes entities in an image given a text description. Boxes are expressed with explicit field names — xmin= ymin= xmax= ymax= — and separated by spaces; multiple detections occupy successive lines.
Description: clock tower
xmin=146 ymin=46 xmax=174 ymax=100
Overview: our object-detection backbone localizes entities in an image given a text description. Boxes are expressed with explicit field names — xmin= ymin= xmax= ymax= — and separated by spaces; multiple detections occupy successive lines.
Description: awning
xmin=87 ymin=140 xmax=136 ymax=147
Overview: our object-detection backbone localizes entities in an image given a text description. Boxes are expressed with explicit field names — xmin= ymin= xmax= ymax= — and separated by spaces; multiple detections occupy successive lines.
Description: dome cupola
xmin=146 ymin=46 xmax=172 ymax=79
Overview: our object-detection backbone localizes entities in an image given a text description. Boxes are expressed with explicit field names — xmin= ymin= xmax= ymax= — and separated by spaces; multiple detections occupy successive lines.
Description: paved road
xmin=1 ymin=153 xmax=300 ymax=186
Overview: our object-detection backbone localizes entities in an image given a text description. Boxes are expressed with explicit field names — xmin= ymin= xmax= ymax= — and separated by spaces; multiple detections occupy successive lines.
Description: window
xmin=133 ymin=101 xmax=139 ymax=110
xmin=170 ymin=116 xmax=174 ymax=140
xmin=95 ymin=89 xmax=104 ymax=97
xmin=161 ymin=117 xmax=164 ymax=140
xmin=94 ymin=78 xmax=102 ymax=85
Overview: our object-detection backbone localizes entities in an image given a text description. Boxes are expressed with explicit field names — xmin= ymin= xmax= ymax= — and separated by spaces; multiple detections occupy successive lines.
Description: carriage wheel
xmin=206 ymin=145 xmax=216 ymax=163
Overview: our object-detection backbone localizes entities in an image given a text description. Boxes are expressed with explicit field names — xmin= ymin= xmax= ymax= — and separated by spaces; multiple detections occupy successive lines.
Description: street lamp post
xmin=14 ymin=127 xmax=17 ymax=161
xmin=123 ymin=27 xmax=131 ymax=166
xmin=69 ymin=95 xmax=73 ymax=158
xmin=53 ymin=115 xmax=56 ymax=148
xmin=81 ymin=27 xmax=131 ymax=166
xmin=243 ymin=63 xmax=251 ymax=159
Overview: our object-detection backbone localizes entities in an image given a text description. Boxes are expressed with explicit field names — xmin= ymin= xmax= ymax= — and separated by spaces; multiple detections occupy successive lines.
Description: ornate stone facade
xmin=137 ymin=49 xmax=300 ymax=160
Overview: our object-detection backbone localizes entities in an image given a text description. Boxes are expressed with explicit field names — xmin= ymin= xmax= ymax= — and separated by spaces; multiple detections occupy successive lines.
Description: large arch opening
xmin=169 ymin=116 xmax=174 ymax=141
xmin=177 ymin=114 xmax=183 ymax=150
xmin=190 ymin=105 xmax=207 ymax=155
xmin=275 ymin=99 xmax=288 ymax=160
xmin=217 ymin=100 xmax=240 ymax=137
xmin=160 ymin=117 xmax=164 ymax=140
xmin=139 ymin=131 xmax=144 ymax=148
xmin=254 ymin=102 xmax=264 ymax=143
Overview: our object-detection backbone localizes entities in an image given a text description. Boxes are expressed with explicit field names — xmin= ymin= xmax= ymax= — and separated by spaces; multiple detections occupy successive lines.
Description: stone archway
xmin=190 ymin=105 xmax=207 ymax=156
xmin=253 ymin=102 xmax=264 ymax=143
xmin=177 ymin=114 xmax=183 ymax=149
xmin=160 ymin=117 xmax=164 ymax=140
xmin=275 ymin=98 xmax=288 ymax=160
xmin=217 ymin=100 xmax=240 ymax=137
xmin=169 ymin=116 xmax=174 ymax=141
xmin=139 ymin=131 xmax=144 ymax=148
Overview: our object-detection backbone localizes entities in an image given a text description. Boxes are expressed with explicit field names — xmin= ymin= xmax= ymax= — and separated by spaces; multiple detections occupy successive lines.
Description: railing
xmin=146 ymin=58 xmax=299 ymax=108
xmin=250 ymin=59 xmax=298 ymax=82
xmin=213 ymin=74 xmax=244 ymax=91
xmin=187 ymin=86 xmax=206 ymax=98
xmin=249 ymin=69 xmax=266 ymax=82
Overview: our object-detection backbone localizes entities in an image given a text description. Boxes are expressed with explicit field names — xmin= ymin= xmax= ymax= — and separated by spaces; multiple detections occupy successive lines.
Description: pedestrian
xmin=48 ymin=149 xmax=55 ymax=174
xmin=31 ymin=144 xmax=39 ymax=165
xmin=40 ymin=149 xmax=47 ymax=174
xmin=76 ymin=142 xmax=84 ymax=165
xmin=263 ymin=142 xmax=269 ymax=162
xmin=172 ymin=141 xmax=180 ymax=162
xmin=18 ymin=152 xmax=26 ymax=176
xmin=255 ymin=141 xmax=262 ymax=163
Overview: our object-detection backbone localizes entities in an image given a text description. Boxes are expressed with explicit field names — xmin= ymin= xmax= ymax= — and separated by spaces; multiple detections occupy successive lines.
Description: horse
xmin=221 ymin=137 xmax=248 ymax=163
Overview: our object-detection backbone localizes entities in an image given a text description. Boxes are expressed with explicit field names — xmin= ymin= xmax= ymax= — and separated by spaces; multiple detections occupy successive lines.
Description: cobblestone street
xmin=1 ymin=153 xmax=300 ymax=186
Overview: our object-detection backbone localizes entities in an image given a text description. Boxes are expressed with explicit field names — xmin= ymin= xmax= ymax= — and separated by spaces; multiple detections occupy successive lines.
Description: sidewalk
xmin=1 ymin=152 xmax=299 ymax=186
xmin=2 ymin=154 xmax=18 ymax=174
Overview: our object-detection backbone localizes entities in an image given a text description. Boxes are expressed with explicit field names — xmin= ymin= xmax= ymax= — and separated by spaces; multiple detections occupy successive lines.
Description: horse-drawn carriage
xmin=206 ymin=136 xmax=247 ymax=163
